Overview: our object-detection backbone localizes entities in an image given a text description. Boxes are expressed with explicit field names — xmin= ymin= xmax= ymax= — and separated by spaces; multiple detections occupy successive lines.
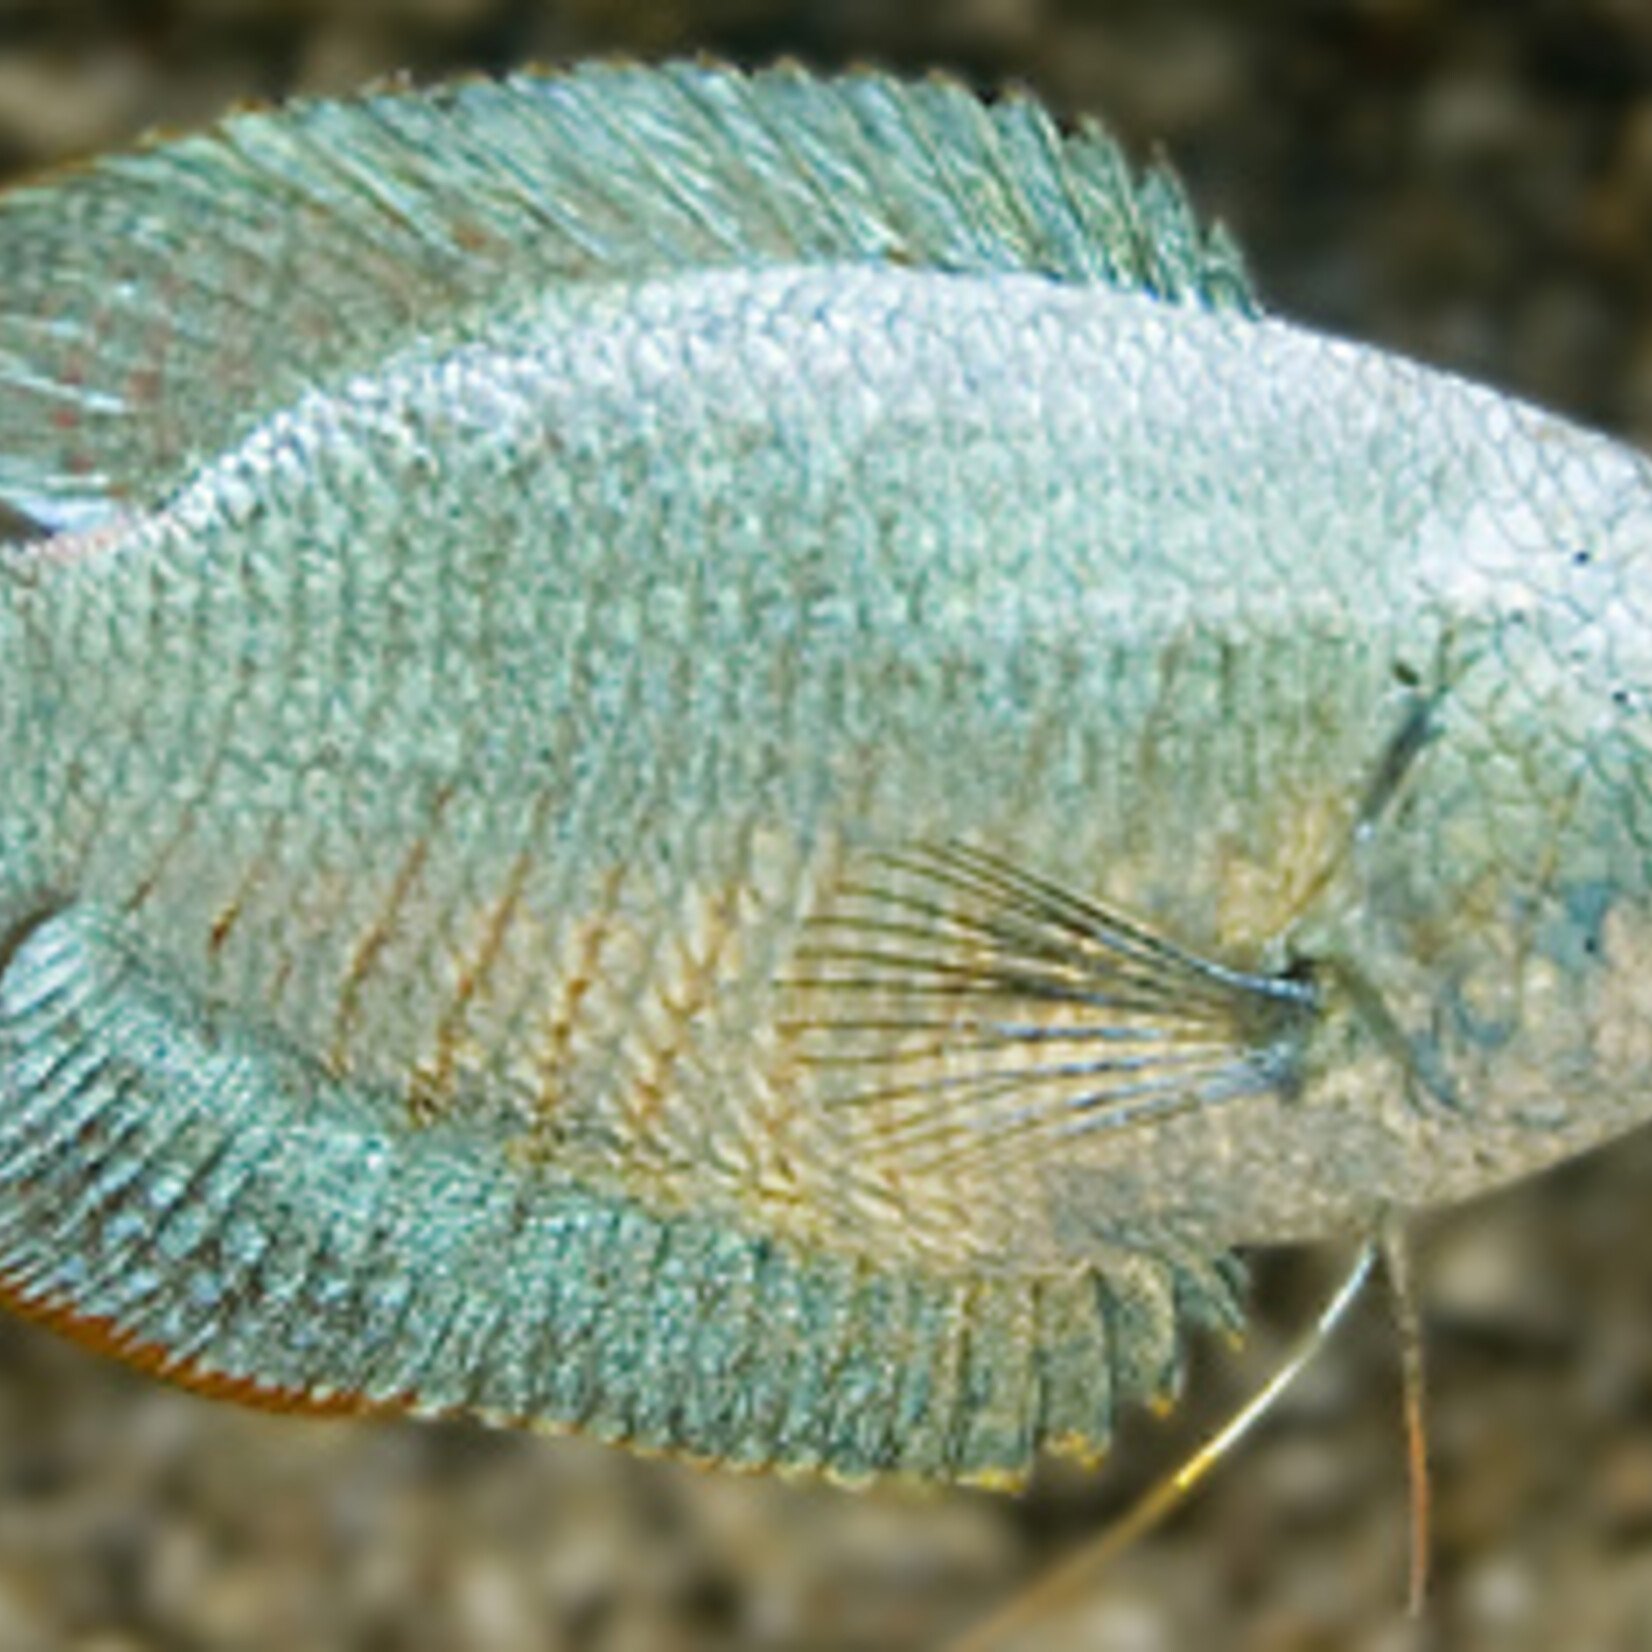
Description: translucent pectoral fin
xmin=781 ymin=841 xmax=1319 ymax=1177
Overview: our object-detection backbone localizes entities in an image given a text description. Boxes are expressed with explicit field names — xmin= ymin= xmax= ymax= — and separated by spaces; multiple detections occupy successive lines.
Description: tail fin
xmin=0 ymin=62 xmax=1256 ymax=533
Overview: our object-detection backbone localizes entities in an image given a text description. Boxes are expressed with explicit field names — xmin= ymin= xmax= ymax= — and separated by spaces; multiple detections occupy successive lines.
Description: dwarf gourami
xmin=0 ymin=62 xmax=1648 ymax=1501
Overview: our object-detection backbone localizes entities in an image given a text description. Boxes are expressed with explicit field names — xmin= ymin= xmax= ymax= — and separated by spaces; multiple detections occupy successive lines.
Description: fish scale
xmin=0 ymin=62 xmax=1650 ymax=1494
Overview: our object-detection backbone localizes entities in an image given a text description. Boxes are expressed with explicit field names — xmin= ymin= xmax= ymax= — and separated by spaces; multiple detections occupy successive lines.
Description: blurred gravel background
xmin=3 ymin=2 xmax=1652 ymax=1649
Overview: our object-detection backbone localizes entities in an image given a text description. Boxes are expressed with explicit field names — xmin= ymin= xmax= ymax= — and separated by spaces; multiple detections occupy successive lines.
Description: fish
xmin=0 ymin=59 xmax=1647 ymax=1505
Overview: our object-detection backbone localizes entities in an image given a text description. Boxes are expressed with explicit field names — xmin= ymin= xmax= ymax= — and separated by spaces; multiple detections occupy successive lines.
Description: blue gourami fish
xmin=0 ymin=61 xmax=1647 ymax=1492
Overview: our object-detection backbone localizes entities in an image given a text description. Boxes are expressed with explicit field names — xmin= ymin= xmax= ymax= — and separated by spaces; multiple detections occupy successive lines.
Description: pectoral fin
xmin=782 ymin=841 xmax=1319 ymax=1176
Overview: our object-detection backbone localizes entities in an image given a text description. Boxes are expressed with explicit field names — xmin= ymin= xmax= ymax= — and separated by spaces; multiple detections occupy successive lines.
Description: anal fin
xmin=0 ymin=899 xmax=1244 ymax=1489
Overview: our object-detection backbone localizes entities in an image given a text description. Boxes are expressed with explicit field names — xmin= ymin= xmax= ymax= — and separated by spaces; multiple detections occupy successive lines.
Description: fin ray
xmin=0 ymin=62 xmax=1258 ymax=529
xmin=785 ymin=842 xmax=1316 ymax=1176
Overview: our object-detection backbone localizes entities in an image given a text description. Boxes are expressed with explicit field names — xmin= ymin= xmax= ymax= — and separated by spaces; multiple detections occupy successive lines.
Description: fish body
xmin=0 ymin=63 xmax=1649 ymax=1486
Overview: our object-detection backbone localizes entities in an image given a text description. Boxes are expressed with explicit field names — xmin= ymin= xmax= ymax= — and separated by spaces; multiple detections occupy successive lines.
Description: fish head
xmin=1310 ymin=406 xmax=1652 ymax=1212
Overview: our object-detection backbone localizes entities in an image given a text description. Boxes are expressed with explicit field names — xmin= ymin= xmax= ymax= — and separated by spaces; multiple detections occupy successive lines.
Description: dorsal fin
xmin=0 ymin=60 xmax=1258 ymax=531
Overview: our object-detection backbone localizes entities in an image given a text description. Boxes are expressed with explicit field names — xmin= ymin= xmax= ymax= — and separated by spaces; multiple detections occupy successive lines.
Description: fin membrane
xmin=0 ymin=61 xmax=1257 ymax=532
xmin=784 ymin=841 xmax=1317 ymax=1176
xmin=0 ymin=900 xmax=1244 ymax=1484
